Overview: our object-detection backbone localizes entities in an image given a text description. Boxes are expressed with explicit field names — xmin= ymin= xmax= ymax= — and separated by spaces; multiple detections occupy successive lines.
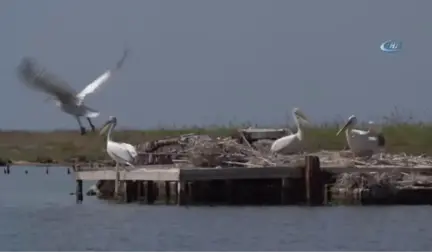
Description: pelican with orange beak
xmin=336 ymin=115 xmax=385 ymax=157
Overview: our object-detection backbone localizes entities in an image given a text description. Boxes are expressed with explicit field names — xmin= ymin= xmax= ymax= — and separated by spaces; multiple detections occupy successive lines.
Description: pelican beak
xmin=99 ymin=120 xmax=112 ymax=135
xmin=336 ymin=120 xmax=352 ymax=136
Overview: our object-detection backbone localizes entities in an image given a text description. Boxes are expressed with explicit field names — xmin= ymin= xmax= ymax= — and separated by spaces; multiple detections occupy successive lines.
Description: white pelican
xmin=17 ymin=49 xmax=129 ymax=135
xmin=100 ymin=116 xmax=138 ymax=196
xmin=336 ymin=115 xmax=385 ymax=157
xmin=100 ymin=116 xmax=138 ymax=169
xmin=270 ymin=108 xmax=310 ymax=154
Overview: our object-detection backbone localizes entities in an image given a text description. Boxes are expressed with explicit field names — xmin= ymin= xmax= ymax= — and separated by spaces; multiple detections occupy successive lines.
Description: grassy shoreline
xmin=0 ymin=124 xmax=431 ymax=164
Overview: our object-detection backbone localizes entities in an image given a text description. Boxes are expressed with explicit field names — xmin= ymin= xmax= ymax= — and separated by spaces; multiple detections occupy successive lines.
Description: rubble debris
xmin=332 ymin=171 xmax=432 ymax=198
xmin=134 ymin=132 xmax=432 ymax=168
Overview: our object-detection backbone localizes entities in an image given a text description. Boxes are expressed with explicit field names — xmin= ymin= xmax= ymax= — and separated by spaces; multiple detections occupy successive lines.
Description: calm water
xmin=0 ymin=166 xmax=432 ymax=251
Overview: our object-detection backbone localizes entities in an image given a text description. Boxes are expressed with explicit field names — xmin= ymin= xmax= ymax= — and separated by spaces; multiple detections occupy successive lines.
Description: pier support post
xmin=146 ymin=181 xmax=156 ymax=204
xmin=187 ymin=182 xmax=192 ymax=204
xmin=114 ymin=167 xmax=120 ymax=200
xmin=281 ymin=178 xmax=290 ymax=205
xmin=165 ymin=181 xmax=171 ymax=204
xmin=137 ymin=181 xmax=143 ymax=202
xmin=124 ymin=181 xmax=136 ymax=203
xmin=177 ymin=182 xmax=187 ymax=206
xmin=304 ymin=155 xmax=324 ymax=206
xmin=324 ymin=183 xmax=333 ymax=205
xmin=225 ymin=180 xmax=234 ymax=205
xmin=76 ymin=180 xmax=83 ymax=204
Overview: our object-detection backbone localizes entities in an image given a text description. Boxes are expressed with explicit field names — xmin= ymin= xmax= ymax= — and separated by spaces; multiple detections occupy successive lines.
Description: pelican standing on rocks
xmin=336 ymin=115 xmax=385 ymax=157
xmin=100 ymin=116 xmax=138 ymax=196
xmin=270 ymin=108 xmax=310 ymax=155
xmin=17 ymin=48 xmax=129 ymax=135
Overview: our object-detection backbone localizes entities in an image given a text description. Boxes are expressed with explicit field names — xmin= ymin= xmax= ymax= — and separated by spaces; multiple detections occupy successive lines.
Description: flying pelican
xmin=336 ymin=115 xmax=385 ymax=157
xmin=100 ymin=116 xmax=138 ymax=196
xmin=17 ymin=49 xmax=129 ymax=135
xmin=270 ymin=108 xmax=310 ymax=155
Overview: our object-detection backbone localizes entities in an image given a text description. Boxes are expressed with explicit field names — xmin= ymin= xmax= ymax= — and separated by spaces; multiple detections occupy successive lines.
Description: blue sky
xmin=2 ymin=0 xmax=431 ymax=130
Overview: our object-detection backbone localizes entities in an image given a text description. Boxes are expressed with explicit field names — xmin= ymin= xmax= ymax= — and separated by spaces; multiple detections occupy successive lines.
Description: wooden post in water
xmin=137 ymin=181 xmax=143 ymax=202
xmin=174 ymin=182 xmax=179 ymax=205
xmin=323 ymin=183 xmax=333 ymax=205
xmin=165 ymin=181 xmax=171 ymax=204
xmin=124 ymin=181 xmax=138 ymax=203
xmin=177 ymin=182 xmax=187 ymax=206
xmin=304 ymin=155 xmax=324 ymax=206
xmin=146 ymin=181 xmax=155 ymax=204
xmin=124 ymin=181 xmax=130 ymax=203
xmin=186 ymin=182 xmax=192 ymax=204
xmin=281 ymin=178 xmax=290 ymax=205
xmin=225 ymin=180 xmax=234 ymax=205
xmin=114 ymin=166 xmax=120 ymax=200
xmin=76 ymin=180 xmax=83 ymax=204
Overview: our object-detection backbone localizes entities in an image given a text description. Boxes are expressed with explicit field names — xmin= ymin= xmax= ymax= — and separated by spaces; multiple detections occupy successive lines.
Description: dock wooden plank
xmin=124 ymin=168 xmax=180 ymax=181
xmin=322 ymin=165 xmax=432 ymax=174
xmin=74 ymin=164 xmax=432 ymax=182
xmin=179 ymin=166 xmax=302 ymax=181
xmin=76 ymin=170 xmax=117 ymax=180
xmin=75 ymin=168 xmax=180 ymax=181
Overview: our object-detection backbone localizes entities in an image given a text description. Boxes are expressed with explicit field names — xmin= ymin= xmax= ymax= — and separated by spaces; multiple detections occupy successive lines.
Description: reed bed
xmin=2 ymin=118 xmax=432 ymax=164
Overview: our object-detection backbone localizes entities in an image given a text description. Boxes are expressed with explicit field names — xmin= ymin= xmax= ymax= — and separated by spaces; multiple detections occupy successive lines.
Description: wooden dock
xmin=72 ymin=156 xmax=432 ymax=206
xmin=75 ymin=164 xmax=432 ymax=181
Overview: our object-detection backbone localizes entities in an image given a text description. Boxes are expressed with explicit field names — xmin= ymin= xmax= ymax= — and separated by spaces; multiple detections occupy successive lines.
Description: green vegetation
xmin=0 ymin=121 xmax=431 ymax=164
xmin=0 ymin=127 xmax=237 ymax=164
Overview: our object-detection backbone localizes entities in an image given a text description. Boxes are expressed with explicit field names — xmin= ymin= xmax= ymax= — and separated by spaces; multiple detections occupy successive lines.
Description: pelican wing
xmin=119 ymin=142 xmax=138 ymax=159
xmin=350 ymin=129 xmax=369 ymax=135
xmin=76 ymin=71 xmax=111 ymax=104
xmin=346 ymin=128 xmax=383 ymax=154
xmin=17 ymin=57 xmax=78 ymax=104
xmin=270 ymin=134 xmax=300 ymax=154
xmin=107 ymin=141 xmax=137 ymax=167
xmin=76 ymin=48 xmax=129 ymax=104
